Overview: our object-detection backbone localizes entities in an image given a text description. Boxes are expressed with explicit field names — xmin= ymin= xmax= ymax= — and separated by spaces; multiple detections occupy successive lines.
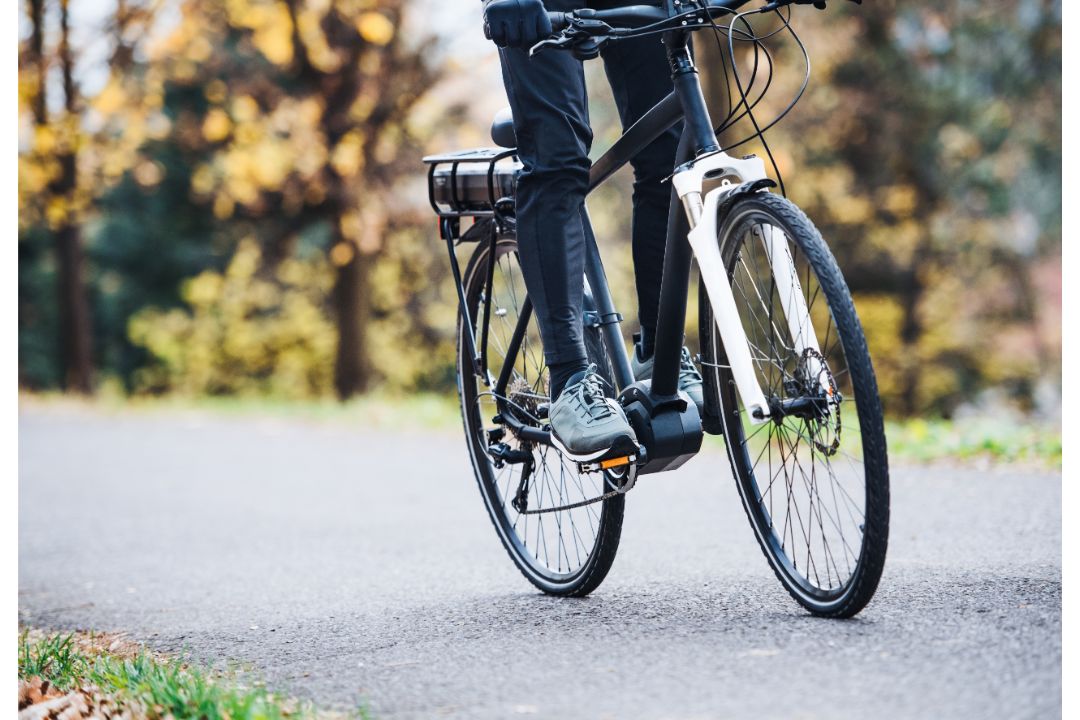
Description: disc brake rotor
xmin=797 ymin=347 xmax=842 ymax=456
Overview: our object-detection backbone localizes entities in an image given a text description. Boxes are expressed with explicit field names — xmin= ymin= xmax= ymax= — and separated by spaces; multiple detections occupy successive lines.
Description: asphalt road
xmin=19 ymin=404 xmax=1061 ymax=719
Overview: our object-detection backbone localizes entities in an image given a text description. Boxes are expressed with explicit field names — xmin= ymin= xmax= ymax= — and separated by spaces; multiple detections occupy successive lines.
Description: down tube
xmin=581 ymin=206 xmax=635 ymax=391
xmin=649 ymin=130 xmax=695 ymax=398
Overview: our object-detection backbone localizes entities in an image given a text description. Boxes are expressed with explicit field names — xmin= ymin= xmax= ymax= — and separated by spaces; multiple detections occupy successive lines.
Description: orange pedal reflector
xmin=600 ymin=456 xmax=632 ymax=469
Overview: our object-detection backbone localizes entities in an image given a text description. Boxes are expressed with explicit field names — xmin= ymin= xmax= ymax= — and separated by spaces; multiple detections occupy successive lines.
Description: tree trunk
xmin=896 ymin=243 xmax=929 ymax=417
xmin=332 ymin=233 xmax=372 ymax=400
xmin=28 ymin=0 xmax=46 ymax=123
xmin=56 ymin=221 xmax=94 ymax=393
xmin=51 ymin=0 xmax=94 ymax=393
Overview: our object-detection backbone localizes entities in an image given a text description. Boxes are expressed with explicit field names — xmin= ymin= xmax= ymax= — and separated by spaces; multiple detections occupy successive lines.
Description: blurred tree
xmin=128 ymin=238 xmax=337 ymax=397
xmin=702 ymin=0 xmax=1061 ymax=416
xmin=154 ymin=0 xmax=439 ymax=398
xmin=20 ymin=0 xmax=93 ymax=392
xmin=19 ymin=0 xmax=164 ymax=391
xmin=18 ymin=0 xmax=1059 ymax=417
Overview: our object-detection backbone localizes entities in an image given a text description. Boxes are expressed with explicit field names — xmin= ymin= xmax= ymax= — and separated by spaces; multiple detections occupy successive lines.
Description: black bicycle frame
xmin=483 ymin=27 xmax=723 ymax=437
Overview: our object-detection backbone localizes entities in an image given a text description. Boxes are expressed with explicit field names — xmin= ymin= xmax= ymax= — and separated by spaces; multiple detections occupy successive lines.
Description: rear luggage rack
xmin=423 ymin=148 xmax=520 ymax=221
xmin=424 ymin=148 xmax=522 ymax=375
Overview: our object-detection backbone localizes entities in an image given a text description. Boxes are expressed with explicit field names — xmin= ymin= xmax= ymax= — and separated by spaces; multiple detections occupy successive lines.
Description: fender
xmin=714 ymin=178 xmax=777 ymax=219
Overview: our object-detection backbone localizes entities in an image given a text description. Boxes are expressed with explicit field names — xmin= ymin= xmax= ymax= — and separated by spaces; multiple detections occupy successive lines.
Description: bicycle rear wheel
xmin=699 ymin=193 xmax=890 ymax=617
xmin=458 ymin=231 xmax=624 ymax=596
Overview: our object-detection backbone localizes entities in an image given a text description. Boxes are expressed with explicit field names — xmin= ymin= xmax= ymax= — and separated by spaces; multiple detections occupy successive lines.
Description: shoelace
xmin=680 ymin=348 xmax=703 ymax=387
xmin=567 ymin=364 xmax=614 ymax=423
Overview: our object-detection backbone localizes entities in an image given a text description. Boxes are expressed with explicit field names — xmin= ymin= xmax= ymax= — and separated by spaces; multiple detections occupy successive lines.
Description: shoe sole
xmin=550 ymin=432 xmax=639 ymax=464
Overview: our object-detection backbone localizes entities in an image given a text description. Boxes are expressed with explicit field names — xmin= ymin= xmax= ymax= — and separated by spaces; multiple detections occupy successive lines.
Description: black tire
xmin=458 ymin=233 xmax=624 ymax=597
xmin=699 ymin=193 xmax=890 ymax=618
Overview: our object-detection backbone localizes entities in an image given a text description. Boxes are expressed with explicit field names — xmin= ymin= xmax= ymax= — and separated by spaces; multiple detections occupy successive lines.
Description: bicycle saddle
xmin=491 ymin=107 xmax=517 ymax=148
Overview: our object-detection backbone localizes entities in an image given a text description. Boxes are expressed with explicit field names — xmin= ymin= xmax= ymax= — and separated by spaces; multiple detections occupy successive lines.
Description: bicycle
xmin=424 ymin=0 xmax=889 ymax=618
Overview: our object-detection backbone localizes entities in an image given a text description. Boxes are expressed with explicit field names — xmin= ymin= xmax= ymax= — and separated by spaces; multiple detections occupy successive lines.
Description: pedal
xmin=578 ymin=454 xmax=636 ymax=474
xmin=579 ymin=448 xmax=643 ymax=495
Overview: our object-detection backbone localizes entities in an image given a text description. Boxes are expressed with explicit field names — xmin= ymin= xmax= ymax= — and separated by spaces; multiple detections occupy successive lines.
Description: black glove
xmin=484 ymin=0 xmax=552 ymax=49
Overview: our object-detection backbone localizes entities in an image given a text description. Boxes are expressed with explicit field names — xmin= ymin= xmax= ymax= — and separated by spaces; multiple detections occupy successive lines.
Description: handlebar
xmin=518 ymin=0 xmax=855 ymax=57
xmin=547 ymin=0 xmax=853 ymax=31
xmin=547 ymin=5 xmax=669 ymax=33
xmin=530 ymin=1 xmax=754 ymax=57
xmin=547 ymin=0 xmax=752 ymax=33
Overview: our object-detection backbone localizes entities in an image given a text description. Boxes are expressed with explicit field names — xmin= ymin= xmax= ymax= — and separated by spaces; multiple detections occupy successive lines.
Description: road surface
xmin=19 ymin=404 xmax=1061 ymax=719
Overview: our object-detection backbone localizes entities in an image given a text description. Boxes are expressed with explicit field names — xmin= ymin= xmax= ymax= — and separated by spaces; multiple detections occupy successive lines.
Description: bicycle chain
xmin=514 ymin=467 xmax=636 ymax=515
xmin=514 ymin=487 xmax=621 ymax=515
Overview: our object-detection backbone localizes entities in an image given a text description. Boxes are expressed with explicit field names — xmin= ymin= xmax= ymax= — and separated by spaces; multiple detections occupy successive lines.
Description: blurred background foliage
xmin=18 ymin=0 xmax=1060 ymax=421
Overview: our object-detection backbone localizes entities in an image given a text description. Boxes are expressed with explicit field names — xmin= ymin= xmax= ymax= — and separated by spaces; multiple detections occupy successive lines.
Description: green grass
xmin=18 ymin=632 xmax=87 ymax=691
xmin=22 ymin=391 xmax=1060 ymax=466
xmin=883 ymin=416 xmax=1061 ymax=467
xmin=702 ymin=410 xmax=1060 ymax=468
xmin=18 ymin=630 xmax=363 ymax=720
xmin=702 ymin=413 xmax=1060 ymax=468
xmin=23 ymin=389 xmax=462 ymax=432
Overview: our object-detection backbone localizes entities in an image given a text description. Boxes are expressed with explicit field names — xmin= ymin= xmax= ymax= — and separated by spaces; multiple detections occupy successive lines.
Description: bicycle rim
xmin=703 ymin=194 xmax=889 ymax=616
xmin=458 ymin=236 xmax=624 ymax=595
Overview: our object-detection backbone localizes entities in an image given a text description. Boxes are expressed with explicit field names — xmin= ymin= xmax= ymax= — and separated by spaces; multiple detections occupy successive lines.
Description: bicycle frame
xmin=584 ymin=28 xmax=779 ymax=420
xmin=453 ymin=17 xmax=819 ymax=467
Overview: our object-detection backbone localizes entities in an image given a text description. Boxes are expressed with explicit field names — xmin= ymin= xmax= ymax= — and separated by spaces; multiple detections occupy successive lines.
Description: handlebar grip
xmin=548 ymin=11 xmax=569 ymax=32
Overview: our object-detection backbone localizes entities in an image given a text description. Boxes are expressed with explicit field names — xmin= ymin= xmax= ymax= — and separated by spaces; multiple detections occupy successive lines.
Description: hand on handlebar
xmin=506 ymin=0 xmax=866 ymax=58
xmin=483 ymin=0 xmax=553 ymax=49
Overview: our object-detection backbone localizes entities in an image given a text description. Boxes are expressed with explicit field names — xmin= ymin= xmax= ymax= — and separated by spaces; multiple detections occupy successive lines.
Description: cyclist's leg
xmin=497 ymin=21 xmax=592 ymax=399
xmin=601 ymin=35 xmax=681 ymax=359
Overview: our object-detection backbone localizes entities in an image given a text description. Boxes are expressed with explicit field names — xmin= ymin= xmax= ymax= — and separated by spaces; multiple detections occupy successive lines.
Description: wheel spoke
xmin=712 ymin=203 xmax=885 ymax=607
xmin=459 ymin=239 xmax=618 ymax=586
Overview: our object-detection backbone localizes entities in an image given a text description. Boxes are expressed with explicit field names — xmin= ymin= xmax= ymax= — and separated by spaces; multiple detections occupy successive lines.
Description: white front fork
xmin=673 ymin=152 xmax=821 ymax=424
xmin=759 ymin=224 xmax=827 ymax=389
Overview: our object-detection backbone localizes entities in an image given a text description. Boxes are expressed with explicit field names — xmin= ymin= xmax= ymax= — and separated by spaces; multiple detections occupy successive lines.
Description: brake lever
xmin=529 ymin=16 xmax=618 ymax=57
xmin=529 ymin=33 xmax=577 ymax=57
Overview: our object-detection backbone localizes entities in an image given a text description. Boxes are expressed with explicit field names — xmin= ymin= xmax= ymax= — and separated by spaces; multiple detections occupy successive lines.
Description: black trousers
xmin=498 ymin=7 xmax=680 ymax=366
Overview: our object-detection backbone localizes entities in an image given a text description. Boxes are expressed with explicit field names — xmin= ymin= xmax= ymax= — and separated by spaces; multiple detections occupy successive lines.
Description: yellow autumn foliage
xmin=129 ymin=240 xmax=337 ymax=399
xmin=357 ymin=12 xmax=394 ymax=45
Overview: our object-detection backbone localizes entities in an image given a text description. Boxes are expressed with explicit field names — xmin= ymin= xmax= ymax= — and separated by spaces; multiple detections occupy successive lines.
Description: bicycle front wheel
xmin=699 ymin=193 xmax=890 ymax=618
xmin=458 ymin=231 xmax=624 ymax=597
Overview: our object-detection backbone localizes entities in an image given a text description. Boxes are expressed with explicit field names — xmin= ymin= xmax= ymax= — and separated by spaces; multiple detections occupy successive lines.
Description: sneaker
xmin=549 ymin=364 xmax=638 ymax=462
xmin=631 ymin=344 xmax=705 ymax=413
